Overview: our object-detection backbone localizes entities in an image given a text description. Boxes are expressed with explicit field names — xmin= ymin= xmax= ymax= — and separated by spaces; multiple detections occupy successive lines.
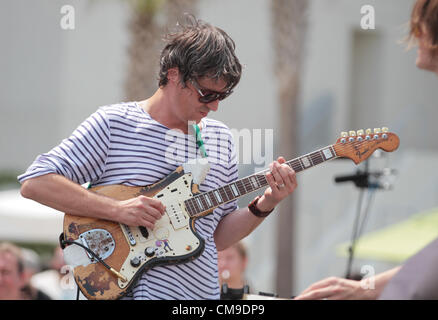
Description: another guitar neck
xmin=184 ymin=145 xmax=338 ymax=217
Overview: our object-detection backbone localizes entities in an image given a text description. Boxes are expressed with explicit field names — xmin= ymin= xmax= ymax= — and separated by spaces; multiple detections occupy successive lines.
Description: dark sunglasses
xmin=190 ymin=79 xmax=233 ymax=104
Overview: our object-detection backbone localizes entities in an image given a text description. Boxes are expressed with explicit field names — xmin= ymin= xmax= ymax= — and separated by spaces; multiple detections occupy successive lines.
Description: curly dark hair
xmin=158 ymin=15 xmax=242 ymax=91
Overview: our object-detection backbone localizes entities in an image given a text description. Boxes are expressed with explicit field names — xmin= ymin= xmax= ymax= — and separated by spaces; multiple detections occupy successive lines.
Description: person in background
xmin=0 ymin=242 xmax=26 ymax=300
xmin=218 ymin=241 xmax=250 ymax=290
xmin=31 ymin=246 xmax=78 ymax=300
xmin=20 ymin=247 xmax=51 ymax=300
xmin=295 ymin=0 xmax=438 ymax=300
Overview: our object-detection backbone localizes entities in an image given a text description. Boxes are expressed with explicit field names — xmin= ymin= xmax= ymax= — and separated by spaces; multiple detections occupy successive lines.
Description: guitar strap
xmin=192 ymin=123 xmax=208 ymax=159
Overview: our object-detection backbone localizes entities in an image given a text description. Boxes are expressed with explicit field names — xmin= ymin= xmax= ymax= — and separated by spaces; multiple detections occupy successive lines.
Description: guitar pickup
xmin=121 ymin=224 xmax=136 ymax=246
xmin=139 ymin=226 xmax=149 ymax=239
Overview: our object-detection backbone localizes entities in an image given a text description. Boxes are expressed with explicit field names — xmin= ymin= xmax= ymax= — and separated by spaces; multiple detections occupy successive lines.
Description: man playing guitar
xmin=19 ymin=15 xmax=297 ymax=300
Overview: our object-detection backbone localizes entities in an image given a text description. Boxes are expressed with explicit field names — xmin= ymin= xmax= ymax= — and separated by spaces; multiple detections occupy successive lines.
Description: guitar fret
xmin=184 ymin=199 xmax=194 ymax=216
xmin=220 ymin=187 xmax=229 ymax=202
xmin=256 ymin=174 xmax=267 ymax=188
xmin=236 ymin=180 xmax=246 ymax=195
xmin=330 ymin=145 xmax=337 ymax=157
xmin=298 ymin=157 xmax=305 ymax=170
xmin=241 ymin=178 xmax=251 ymax=192
xmin=292 ymin=160 xmax=302 ymax=172
xmin=191 ymin=198 xmax=201 ymax=214
xmin=310 ymin=151 xmax=324 ymax=166
xmin=309 ymin=154 xmax=315 ymax=166
xmin=208 ymin=192 xmax=218 ymax=207
xmin=205 ymin=192 xmax=213 ymax=207
xmin=230 ymin=183 xmax=239 ymax=197
xmin=195 ymin=197 xmax=204 ymax=211
xmin=322 ymin=147 xmax=334 ymax=160
xmin=187 ymin=198 xmax=197 ymax=216
xmin=297 ymin=159 xmax=304 ymax=171
xmin=200 ymin=194 xmax=209 ymax=210
xmin=184 ymin=199 xmax=193 ymax=216
xmin=194 ymin=197 xmax=201 ymax=210
xmin=242 ymin=178 xmax=251 ymax=191
xmin=301 ymin=156 xmax=311 ymax=168
xmin=250 ymin=176 xmax=259 ymax=189
xmin=214 ymin=190 xmax=223 ymax=203
xmin=223 ymin=185 xmax=234 ymax=201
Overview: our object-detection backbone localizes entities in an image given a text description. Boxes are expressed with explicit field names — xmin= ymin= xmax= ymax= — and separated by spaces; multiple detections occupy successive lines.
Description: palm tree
xmin=271 ymin=0 xmax=308 ymax=298
xmin=124 ymin=0 xmax=198 ymax=101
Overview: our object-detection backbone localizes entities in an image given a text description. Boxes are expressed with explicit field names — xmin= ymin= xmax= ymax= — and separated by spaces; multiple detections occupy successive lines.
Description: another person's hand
xmin=294 ymin=276 xmax=376 ymax=300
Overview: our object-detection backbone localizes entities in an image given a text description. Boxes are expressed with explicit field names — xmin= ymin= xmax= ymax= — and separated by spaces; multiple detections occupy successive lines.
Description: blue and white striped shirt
xmin=18 ymin=101 xmax=239 ymax=300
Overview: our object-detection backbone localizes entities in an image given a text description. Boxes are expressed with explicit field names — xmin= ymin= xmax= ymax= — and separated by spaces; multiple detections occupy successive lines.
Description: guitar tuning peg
xmin=349 ymin=130 xmax=356 ymax=137
xmin=374 ymin=128 xmax=381 ymax=134
xmin=365 ymin=128 xmax=372 ymax=135
xmin=341 ymin=131 xmax=348 ymax=138
xmin=381 ymin=127 xmax=388 ymax=133
xmin=356 ymin=129 xmax=364 ymax=136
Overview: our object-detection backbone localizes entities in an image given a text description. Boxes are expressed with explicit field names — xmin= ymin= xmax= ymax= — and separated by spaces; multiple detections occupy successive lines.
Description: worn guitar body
xmin=63 ymin=166 xmax=209 ymax=300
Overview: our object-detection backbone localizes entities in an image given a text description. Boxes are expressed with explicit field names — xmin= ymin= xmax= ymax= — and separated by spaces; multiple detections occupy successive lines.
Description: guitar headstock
xmin=333 ymin=127 xmax=400 ymax=164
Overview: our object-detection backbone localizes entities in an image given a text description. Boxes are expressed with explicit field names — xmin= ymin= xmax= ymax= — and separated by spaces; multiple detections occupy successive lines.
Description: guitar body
xmin=63 ymin=166 xmax=208 ymax=300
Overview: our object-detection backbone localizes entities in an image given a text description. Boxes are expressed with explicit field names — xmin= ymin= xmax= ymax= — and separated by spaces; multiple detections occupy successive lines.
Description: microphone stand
xmin=335 ymin=159 xmax=378 ymax=279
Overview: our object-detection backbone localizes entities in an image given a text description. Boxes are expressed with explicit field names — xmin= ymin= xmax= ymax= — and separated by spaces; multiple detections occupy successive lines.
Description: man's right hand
xmin=20 ymin=174 xmax=166 ymax=230
xmin=117 ymin=196 xmax=166 ymax=229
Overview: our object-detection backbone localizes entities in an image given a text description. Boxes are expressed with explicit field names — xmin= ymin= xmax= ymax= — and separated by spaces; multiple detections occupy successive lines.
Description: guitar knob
xmin=130 ymin=257 xmax=141 ymax=268
xmin=145 ymin=247 xmax=155 ymax=257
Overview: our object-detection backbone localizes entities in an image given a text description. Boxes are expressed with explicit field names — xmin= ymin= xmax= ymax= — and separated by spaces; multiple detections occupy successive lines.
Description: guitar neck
xmin=184 ymin=145 xmax=339 ymax=218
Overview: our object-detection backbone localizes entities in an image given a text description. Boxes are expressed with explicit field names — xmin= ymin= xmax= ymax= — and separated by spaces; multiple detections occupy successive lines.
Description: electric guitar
xmin=61 ymin=128 xmax=399 ymax=300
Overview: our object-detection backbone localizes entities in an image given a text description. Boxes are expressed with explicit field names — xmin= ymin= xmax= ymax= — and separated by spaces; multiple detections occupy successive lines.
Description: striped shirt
xmin=18 ymin=101 xmax=239 ymax=300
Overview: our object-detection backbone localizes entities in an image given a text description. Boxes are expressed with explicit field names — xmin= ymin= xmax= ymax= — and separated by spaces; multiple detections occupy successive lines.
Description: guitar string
xmin=186 ymin=147 xmax=381 ymax=215
xmin=185 ymin=134 xmax=394 ymax=216
xmin=185 ymin=135 xmax=393 ymax=215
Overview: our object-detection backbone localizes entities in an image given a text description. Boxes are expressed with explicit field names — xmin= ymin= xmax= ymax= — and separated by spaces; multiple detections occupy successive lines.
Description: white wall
xmin=296 ymin=0 xmax=438 ymax=295
xmin=0 ymin=0 xmax=130 ymax=171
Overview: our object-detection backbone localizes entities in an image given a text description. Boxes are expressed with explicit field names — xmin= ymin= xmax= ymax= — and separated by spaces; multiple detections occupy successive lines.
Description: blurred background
xmin=1 ymin=0 xmax=437 ymax=299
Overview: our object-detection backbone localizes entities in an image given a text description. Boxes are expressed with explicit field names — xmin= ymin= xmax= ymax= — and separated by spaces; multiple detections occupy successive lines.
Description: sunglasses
xmin=190 ymin=79 xmax=233 ymax=104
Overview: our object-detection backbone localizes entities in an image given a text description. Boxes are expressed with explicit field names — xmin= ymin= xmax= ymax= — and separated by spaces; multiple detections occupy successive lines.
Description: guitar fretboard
xmin=184 ymin=145 xmax=338 ymax=217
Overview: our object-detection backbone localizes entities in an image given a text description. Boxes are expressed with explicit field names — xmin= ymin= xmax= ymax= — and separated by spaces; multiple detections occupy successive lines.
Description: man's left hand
xmin=256 ymin=156 xmax=297 ymax=212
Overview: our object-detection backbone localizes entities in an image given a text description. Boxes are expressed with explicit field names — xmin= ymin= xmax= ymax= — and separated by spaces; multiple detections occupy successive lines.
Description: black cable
xmin=60 ymin=236 xmax=127 ymax=300
xmin=345 ymin=188 xmax=365 ymax=279
xmin=357 ymin=188 xmax=377 ymax=245
xmin=76 ymin=285 xmax=80 ymax=300
xmin=61 ymin=238 xmax=113 ymax=270
xmin=345 ymin=187 xmax=377 ymax=279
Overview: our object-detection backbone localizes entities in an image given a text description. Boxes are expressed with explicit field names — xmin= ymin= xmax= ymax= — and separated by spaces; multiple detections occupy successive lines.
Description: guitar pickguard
xmin=117 ymin=173 xmax=203 ymax=289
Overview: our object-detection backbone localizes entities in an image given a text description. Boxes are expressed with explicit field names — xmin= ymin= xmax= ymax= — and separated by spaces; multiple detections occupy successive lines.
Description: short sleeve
xmin=18 ymin=107 xmax=111 ymax=185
